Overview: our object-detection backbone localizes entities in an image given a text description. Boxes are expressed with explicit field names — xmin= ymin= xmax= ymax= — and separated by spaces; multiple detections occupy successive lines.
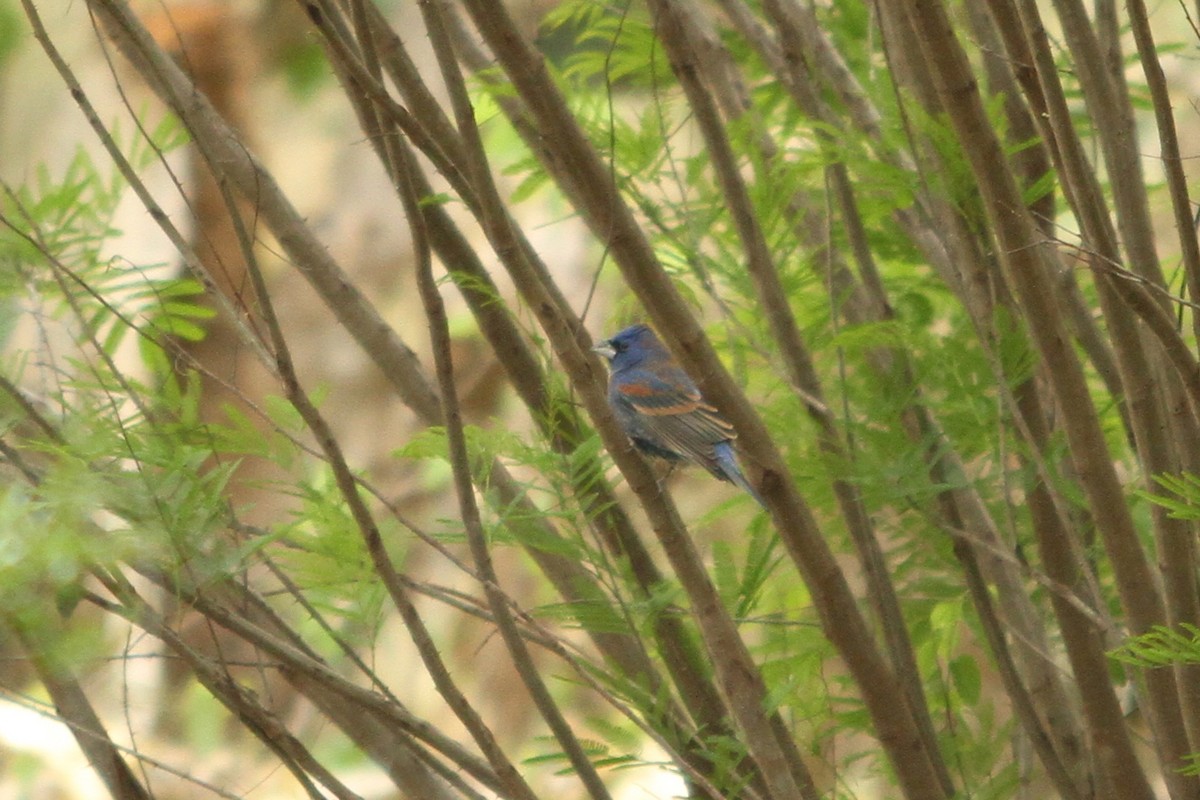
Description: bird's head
xmin=592 ymin=323 xmax=657 ymax=370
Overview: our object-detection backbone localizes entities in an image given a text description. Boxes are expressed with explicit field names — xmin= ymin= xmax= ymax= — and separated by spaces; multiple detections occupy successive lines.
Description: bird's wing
xmin=613 ymin=370 xmax=736 ymax=471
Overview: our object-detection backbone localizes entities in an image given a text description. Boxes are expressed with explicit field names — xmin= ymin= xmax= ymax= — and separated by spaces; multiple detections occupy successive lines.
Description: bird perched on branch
xmin=593 ymin=323 xmax=765 ymax=508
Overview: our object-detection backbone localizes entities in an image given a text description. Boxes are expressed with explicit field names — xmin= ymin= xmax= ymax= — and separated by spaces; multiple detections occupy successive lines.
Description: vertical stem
xmin=649 ymin=1 xmax=952 ymax=794
xmin=901 ymin=3 xmax=1166 ymax=798
xmin=397 ymin=25 xmax=614 ymax=790
xmin=10 ymin=617 xmax=153 ymax=800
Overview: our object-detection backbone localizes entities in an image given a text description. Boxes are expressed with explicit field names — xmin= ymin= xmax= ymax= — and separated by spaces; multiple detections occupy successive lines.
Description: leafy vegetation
xmin=4 ymin=1 xmax=1200 ymax=798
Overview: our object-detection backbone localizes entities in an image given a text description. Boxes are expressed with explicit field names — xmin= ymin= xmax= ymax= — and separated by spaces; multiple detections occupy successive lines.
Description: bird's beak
xmin=591 ymin=340 xmax=616 ymax=360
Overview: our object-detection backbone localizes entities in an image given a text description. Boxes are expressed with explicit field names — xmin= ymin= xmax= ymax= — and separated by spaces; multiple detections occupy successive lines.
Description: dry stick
xmin=316 ymin=0 xmax=665 ymax=710
xmin=359 ymin=1 xmax=468 ymax=172
xmin=305 ymin=11 xmax=752 ymax=796
xmin=85 ymin=581 xmax=362 ymax=800
xmin=8 ymin=617 xmax=153 ymax=800
xmin=1123 ymin=0 xmax=1200 ymax=326
xmin=0 ymin=682 xmax=243 ymax=799
xmin=136 ymin=567 xmax=511 ymax=795
xmin=208 ymin=104 xmax=522 ymax=796
xmin=1049 ymin=0 xmax=1168 ymax=295
xmin=214 ymin=565 xmax=476 ymax=800
xmin=999 ymin=0 xmax=1200 ymax=786
xmin=454 ymin=3 xmax=951 ymax=798
xmin=420 ymin=0 xmax=599 ymax=255
xmin=0 ymin=383 xmax=483 ymax=796
xmin=1124 ymin=0 xmax=1200 ymax=746
xmin=839 ymin=159 xmax=1088 ymax=800
xmin=218 ymin=145 xmax=539 ymax=800
xmin=901 ymin=4 xmax=1168 ymax=800
xmin=20 ymin=0 xmax=275 ymax=380
xmin=964 ymin=0 xmax=1128 ymax=425
xmin=948 ymin=534 xmax=1084 ymax=800
xmin=646 ymin=2 xmax=948 ymax=796
xmin=892 ymin=2 xmax=1156 ymax=794
xmin=856 ymin=3 xmax=1092 ymax=791
xmin=1038 ymin=8 xmax=1200 ymax=755
xmin=417 ymin=7 xmax=820 ymax=800
xmin=417 ymin=4 xmax=799 ymax=796
xmin=259 ymin=526 xmax=742 ymax=800
xmin=1093 ymin=0 xmax=1124 ymax=83
xmin=396 ymin=63 xmax=613 ymax=800
xmin=970 ymin=0 xmax=1130 ymax=433
xmin=304 ymin=0 xmax=477 ymax=210
xmin=86 ymin=0 xmax=443 ymax=418
xmin=714 ymin=3 xmax=992 ymax=793
xmin=77 ymin=5 xmax=712 ymax=796
xmin=978 ymin=8 xmax=1190 ymax=791
xmin=303 ymin=0 xmax=674 ymax=706
xmin=241 ymin=541 xmax=507 ymax=798
xmin=67 ymin=13 xmax=606 ymax=796
xmin=379 ymin=9 xmax=778 ymax=795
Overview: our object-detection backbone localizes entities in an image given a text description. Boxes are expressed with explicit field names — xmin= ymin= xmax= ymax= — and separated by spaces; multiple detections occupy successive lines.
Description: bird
xmin=593 ymin=323 xmax=765 ymax=508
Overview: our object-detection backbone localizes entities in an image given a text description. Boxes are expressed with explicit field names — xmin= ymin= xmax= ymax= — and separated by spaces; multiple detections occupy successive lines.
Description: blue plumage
xmin=593 ymin=324 xmax=764 ymax=508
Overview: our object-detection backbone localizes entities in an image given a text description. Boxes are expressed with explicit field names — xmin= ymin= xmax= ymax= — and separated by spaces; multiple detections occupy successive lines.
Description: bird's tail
xmin=713 ymin=442 xmax=767 ymax=510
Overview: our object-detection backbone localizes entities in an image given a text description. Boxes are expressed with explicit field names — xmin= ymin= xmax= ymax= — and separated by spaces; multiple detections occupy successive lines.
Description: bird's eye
xmin=613 ymin=341 xmax=626 ymax=353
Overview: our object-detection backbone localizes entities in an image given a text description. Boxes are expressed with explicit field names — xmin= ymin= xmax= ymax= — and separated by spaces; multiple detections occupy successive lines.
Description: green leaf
xmin=950 ymin=654 xmax=982 ymax=704
xmin=1112 ymin=624 xmax=1200 ymax=668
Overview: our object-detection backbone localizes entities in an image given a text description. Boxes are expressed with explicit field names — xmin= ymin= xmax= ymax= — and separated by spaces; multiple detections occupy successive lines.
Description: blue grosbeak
xmin=593 ymin=324 xmax=765 ymax=508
